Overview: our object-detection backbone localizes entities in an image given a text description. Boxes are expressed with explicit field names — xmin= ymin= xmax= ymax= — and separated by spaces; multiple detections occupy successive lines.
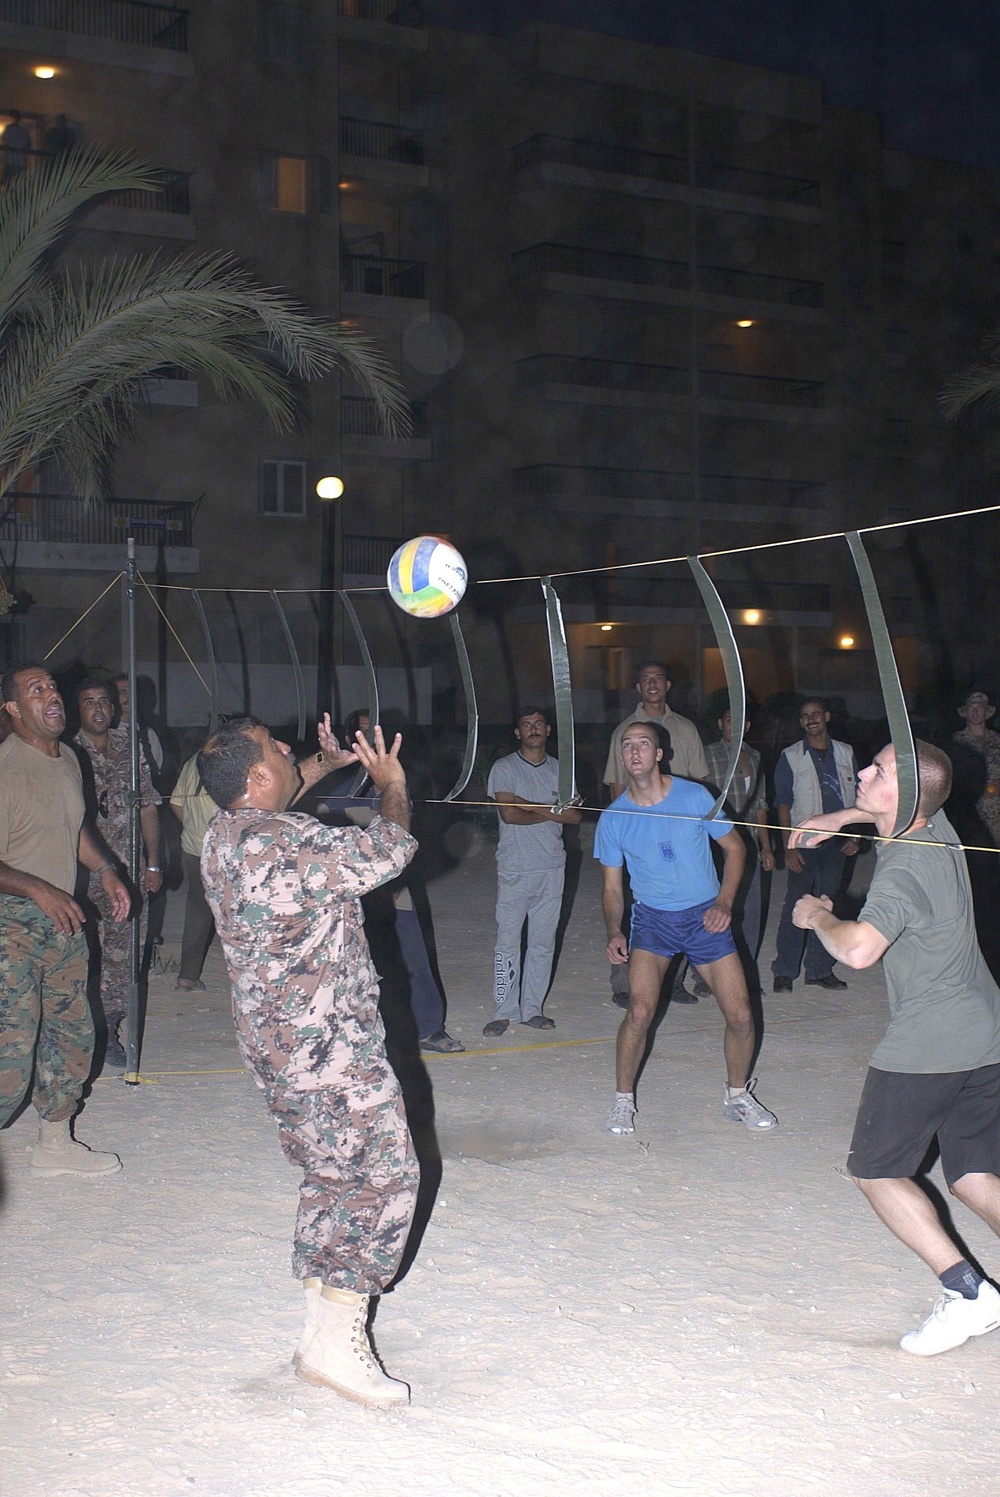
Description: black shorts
xmin=847 ymin=1063 xmax=1000 ymax=1187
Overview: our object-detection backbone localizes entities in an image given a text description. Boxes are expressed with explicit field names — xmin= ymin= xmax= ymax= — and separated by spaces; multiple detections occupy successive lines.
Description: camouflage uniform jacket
xmin=201 ymin=809 xmax=416 ymax=1091
xmin=73 ymin=723 xmax=161 ymax=864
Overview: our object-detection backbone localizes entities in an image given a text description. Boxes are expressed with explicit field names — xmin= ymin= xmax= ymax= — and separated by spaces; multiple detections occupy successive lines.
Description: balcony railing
xmin=0 ymin=492 xmax=195 ymax=546
xmin=513 ymin=466 xmax=690 ymax=502
xmin=0 ymin=0 xmax=189 ymax=50
xmin=341 ymin=396 xmax=427 ymax=439
xmin=513 ymin=134 xmax=687 ymax=186
xmin=341 ymin=254 xmax=426 ymax=299
xmin=558 ymin=574 xmax=831 ymax=614
xmin=339 ymin=0 xmax=422 ymax=25
xmin=106 ymin=167 xmax=191 ymax=214
xmin=514 ymin=467 xmax=827 ymax=512
xmin=343 ymin=533 xmax=404 ymax=575
xmin=698 ymin=264 xmax=822 ymax=308
xmin=700 ymin=475 xmax=828 ymax=508
xmin=339 ymin=117 xmax=424 ymax=165
xmin=699 ymin=369 xmax=825 ymax=407
xmin=513 ymin=243 xmax=822 ymax=308
xmin=516 ymin=355 xmax=688 ymax=396
xmin=512 ymin=135 xmax=821 ymax=207
xmin=513 ymin=243 xmax=688 ymax=291
xmin=694 ymin=160 xmax=821 ymax=205
xmin=0 ymin=153 xmax=191 ymax=213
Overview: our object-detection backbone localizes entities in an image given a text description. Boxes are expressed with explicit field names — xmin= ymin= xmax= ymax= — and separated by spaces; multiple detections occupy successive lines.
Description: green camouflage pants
xmin=263 ymin=1059 xmax=419 ymax=1293
xmin=0 ymin=899 xmax=92 ymax=1127
xmin=89 ymin=872 xmax=145 ymax=1031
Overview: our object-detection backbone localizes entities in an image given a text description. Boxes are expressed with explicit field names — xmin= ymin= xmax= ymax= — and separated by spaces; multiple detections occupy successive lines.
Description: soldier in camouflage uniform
xmin=199 ymin=714 xmax=420 ymax=1409
xmin=0 ymin=663 xmax=129 ymax=1176
xmin=73 ymin=677 xmax=162 ymax=1066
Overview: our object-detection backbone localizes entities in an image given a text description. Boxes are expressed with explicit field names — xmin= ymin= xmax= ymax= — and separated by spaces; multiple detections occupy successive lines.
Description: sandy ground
xmin=2 ymin=823 xmax=1000 ymax=1497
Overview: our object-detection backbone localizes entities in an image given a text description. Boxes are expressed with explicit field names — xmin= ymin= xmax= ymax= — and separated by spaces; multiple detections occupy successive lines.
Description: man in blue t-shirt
xmin=595 ymin=721 xmax=777 ymax=1137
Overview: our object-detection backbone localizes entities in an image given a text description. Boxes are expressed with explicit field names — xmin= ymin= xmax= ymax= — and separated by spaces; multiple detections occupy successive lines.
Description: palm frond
xmin=939 ymin=362 xmax=1000 ymax=421
xmin=0 ymin=251 xmax=408 ymax=499
xmin=0 ymin=148 xmax=159 ymax=324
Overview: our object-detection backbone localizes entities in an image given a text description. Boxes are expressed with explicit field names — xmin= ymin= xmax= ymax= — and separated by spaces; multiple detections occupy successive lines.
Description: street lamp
xmin=316 ymin=474 xmax=345 ymax=713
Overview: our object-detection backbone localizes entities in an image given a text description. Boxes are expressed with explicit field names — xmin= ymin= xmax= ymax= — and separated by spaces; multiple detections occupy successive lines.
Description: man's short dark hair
xmin=344 ymin=707 xmax=371 ymax=742
xmin=77 ymin=674 xmax=113 ymax=701
xmin=914 ymin=740 xmax=952 ymax=817
xmin=621 ymin=719 xmax=673 ymax=763
xmin=634 ymin=660 xmax=670 ymax=684
xmin=197 ymin=716 xmax=265 ymax=809
xmin=1 ymin=661 xmax=48 ymax=704
xmin=515 ymin=704 xmax=548 ymax=726
xmin=799 ymin=696 xmax=829 ymax=714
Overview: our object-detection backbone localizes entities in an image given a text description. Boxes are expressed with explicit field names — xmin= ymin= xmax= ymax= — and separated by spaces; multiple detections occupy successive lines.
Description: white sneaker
xmin=607 ymin=1095 xmax=636 ymax=1135
xmin=723 ymin=1078 xmax=777 ymax=1131
xmin=900 ymin=1281 xmax=1000 ymax=1356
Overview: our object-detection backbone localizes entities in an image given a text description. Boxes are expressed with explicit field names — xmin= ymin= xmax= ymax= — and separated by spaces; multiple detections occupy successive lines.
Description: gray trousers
xmin=492 ymin=866 xmax=564 ymax=1021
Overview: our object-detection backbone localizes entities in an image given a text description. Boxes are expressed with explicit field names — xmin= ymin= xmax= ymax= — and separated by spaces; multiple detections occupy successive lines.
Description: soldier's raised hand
xmin=352 ymin=724 xmax=406 ymax=791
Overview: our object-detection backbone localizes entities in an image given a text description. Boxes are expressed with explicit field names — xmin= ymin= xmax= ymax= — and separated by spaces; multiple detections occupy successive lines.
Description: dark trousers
xmin=772 ymin=842 xmax=846 ymax=981
xmin=179 ymin=851 xmax=216 ymax=983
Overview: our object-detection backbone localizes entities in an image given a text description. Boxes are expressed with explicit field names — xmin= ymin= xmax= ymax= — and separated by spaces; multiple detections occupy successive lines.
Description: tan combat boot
xmin=31 ymin=1118 xmax=122 ymax=1177
xmin=292 ymin=1277 xmax=322 ymax=1367
xmin=296 ymin=1285 xmax=409 ymax=1408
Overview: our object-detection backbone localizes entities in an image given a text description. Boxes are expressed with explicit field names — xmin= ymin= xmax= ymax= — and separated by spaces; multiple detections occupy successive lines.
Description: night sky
xmin=425 ymin=0 xmax=1000 ymax=170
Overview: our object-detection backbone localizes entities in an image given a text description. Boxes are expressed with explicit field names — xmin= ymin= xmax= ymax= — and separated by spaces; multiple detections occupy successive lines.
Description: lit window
xmin=257 ymin=153 xmax=330 ymax=214
xmin=260 ymin=460 xmax=306 ymax=516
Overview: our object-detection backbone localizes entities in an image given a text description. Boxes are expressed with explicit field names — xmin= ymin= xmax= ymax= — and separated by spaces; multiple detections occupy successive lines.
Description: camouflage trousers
xmin=0 ymin=898 xmax=93 ymax=1127
xmin=89 ymin=873 xmax=146 ymax=1031
xmin=261 ymin=1059 xmax=419 ymax=1294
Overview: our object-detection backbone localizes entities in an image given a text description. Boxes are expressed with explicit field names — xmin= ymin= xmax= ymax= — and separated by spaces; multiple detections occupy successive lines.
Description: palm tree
xmin=940 ymin=333 xmax=1000 ymax=462
xmin=0 ymin=149 xmax=407 ymax=500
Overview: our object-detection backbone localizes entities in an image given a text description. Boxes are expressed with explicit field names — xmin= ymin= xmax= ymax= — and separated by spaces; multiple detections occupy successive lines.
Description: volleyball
xmin=387 ymin=535 xmax=468 ymax=618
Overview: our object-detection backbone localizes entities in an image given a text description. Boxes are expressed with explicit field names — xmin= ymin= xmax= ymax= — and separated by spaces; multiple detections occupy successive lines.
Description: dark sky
xmin=425 ymin=1 xmax=1000 ymax=169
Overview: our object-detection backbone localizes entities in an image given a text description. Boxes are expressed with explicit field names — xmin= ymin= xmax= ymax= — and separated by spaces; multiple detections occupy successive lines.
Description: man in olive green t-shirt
xmin=0 ymin=663 xmax=130 ymax=1176
xmin=791 ymin=739 xmax=1000 ymax=1358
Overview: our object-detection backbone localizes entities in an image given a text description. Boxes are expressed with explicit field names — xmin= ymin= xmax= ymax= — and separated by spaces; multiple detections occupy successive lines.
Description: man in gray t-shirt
xmin=483 ymin=708 xmax=582 ymax=1037
xmin=790 ymin=739 xmax=1000 ymax=1358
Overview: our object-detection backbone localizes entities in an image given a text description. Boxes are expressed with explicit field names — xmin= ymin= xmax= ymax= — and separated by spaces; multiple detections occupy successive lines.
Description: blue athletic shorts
xmin=629 ymin=899 xmax=737 ymax=966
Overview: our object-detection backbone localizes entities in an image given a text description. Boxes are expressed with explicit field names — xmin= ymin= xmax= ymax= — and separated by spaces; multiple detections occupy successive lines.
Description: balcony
xmin=343 ymin=532 xmax=404 ymax=584
xmin=339 ymin=117 xmax=428 ymax=203
xmin=512 ymin=466 xmax=828 ymax=521
xmin=516 ymin=355 xmax=688 ymax=408
xmin=698 ymin=369 xmax=826 ymax=415
xmin=340 ymin=252 xmax=427 ymax=323
xmin=85 ymin=167 xmax=195 ymax=240
xmin=512 ymin=465 xmax=692 ymax=517
xmin=338 ymin=0 xmax=426 ymax=58
xmin=512 ymin=134 xmax=822 ymax=220
xmin=0 ymin=0 xmax=192 ymax=75
xmin=696 ymin=264 xmax=822 ymax=310
xmin=0 ymin=492 xmax=199 ymax=572
xmin=341 ymin=396 xmax=431 ymax=460
xmin=512 ymin=242 xmax=823 ymax=315
xmin=512 ymin=243 xmax=687 ymax=306
xmin=556 ymin=573 xmax=832 ymax=623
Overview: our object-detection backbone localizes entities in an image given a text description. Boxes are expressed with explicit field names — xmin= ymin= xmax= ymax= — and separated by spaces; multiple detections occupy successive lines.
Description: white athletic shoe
xmin=723 ymin=1078 xmax=777 ymax=1131
xmin=900 ymin=1281 xmax=1000 ymax=1356
xmin=607 ymin=1095 xmax=636 ymax=1135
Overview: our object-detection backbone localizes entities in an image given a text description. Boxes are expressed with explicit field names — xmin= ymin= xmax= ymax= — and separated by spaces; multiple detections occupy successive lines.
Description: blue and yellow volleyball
xmin=387 ymin=535 xmax=468 ymax=618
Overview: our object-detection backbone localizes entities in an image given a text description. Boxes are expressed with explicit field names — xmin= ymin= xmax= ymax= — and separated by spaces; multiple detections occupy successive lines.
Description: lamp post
xmin=316 ymin=474 xmax=345 ymax=716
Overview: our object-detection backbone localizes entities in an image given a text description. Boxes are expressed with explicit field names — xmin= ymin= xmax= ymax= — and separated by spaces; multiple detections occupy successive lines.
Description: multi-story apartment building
xmin=0 ymin=5 xmax=996 ymax=732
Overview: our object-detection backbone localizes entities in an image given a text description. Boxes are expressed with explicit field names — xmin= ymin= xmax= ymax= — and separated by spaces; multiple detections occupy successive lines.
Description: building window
xmin=259 ymin=2 xmax=311 ymax=66
xmin=260 ymin=460 xmax=306 ymax=516
xmin=257 ymin=152 xmax=329 ymax=214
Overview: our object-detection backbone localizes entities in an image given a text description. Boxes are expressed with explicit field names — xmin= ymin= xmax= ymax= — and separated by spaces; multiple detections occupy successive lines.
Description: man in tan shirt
xmin=0 ymin=663 xmax=129 ymax=1175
